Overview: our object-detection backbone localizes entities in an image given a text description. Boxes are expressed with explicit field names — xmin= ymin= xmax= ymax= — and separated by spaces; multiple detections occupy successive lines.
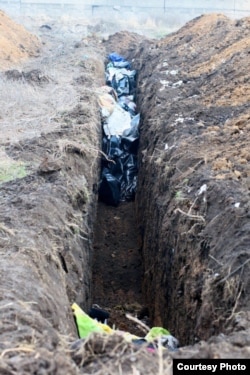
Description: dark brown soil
xmin=0 ymin=10 xmax=249 ymax=375
xmin=103 ymin=13 xmax=250 ymax=348
xmin=92 ymin=201 xmax=145 ymax=336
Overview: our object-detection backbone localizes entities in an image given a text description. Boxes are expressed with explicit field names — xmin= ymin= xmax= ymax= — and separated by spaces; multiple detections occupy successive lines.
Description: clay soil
xmin=0 ymin=8 xmax=249 ymax=375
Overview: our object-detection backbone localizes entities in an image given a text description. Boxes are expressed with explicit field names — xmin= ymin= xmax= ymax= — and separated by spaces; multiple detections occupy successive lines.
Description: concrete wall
xmin=1 ymin=0 xmax=250 ymax=28
xmin=6 ymin=0 xmax=250 ymax=12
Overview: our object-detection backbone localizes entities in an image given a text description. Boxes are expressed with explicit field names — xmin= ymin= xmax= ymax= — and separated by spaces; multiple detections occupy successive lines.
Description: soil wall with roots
xmin=128 ymin=14 xmax=250 ymax=346
xmin=0 ymin=13 xmax=106 ymax=366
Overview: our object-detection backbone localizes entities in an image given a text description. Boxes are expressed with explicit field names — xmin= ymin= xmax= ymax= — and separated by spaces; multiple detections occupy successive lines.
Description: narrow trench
xmin=91 ymin=53 xmax=146 ymax=337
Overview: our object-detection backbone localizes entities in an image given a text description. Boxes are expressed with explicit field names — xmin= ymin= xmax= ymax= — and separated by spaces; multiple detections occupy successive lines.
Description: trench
xmin=89 ymin=44 xmax=210 ymax=348
xmin=89 ymin=48 xmax=191 ymax=347
xmin=81 ymin=26 xmax=249 ymax=350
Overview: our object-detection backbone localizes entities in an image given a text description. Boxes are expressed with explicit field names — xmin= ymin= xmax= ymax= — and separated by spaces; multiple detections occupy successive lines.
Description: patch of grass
xmin=174 ymin=190 xmax=186 ymax=201
xmin=0 ymin=160 xmax=27 ymax=183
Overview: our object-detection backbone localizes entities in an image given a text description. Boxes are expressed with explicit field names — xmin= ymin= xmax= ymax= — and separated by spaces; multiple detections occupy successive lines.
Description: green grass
xmin=175 ymin=190 xmax=186 ymax=201
xmin=0 ymin=160 xmax=27 ymax=183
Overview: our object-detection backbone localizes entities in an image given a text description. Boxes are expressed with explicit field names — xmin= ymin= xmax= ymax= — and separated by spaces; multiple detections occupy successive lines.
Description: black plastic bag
xmin=120 ymin=154 xmax=138 ymax=201
xmin=102 ymin=135 xmax=123 ymax=159
xmin=99 ymin=54 xmax=139 ymax=205
xmin=99 ymin=168 xmax=121 ymax=206
xmin=121 ymin=114 xmax=140 ymax=153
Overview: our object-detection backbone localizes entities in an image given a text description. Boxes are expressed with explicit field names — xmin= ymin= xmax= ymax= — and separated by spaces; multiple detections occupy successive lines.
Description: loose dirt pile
xmin=110 ymin=12 xmax=250 ymax=349
xmin=0 ymin=8 xmax=249 ymax=375
xmin=0 ymin=10 xmax=40 ymax=69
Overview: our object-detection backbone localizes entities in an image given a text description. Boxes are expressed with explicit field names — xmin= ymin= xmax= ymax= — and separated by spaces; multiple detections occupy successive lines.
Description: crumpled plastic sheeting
xmin=106 ymin=67 xmax=136 ymax=97
xmin=99 ymin=114 xmax=140 ymax=205
xmin=119 ymin=95 xmax=136 ymax=117
xmin=108 ymin=52 xmax=131 ymax=69
xmin=98 ymin=53 xmax=139 ymax=206
xmin=103 ymin=103 xmax=131 ymax=137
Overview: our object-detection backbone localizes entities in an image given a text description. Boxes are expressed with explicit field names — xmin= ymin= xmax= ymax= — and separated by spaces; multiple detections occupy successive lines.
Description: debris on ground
xmin=72 ymin=303 xmax=179 ymax=352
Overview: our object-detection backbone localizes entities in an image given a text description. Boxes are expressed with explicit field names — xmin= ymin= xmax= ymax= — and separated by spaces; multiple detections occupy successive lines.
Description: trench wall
xmin=0 ymin=57 xmax=105 ymax=348
xmin=130 ymin=20 xmax=250 ymax=345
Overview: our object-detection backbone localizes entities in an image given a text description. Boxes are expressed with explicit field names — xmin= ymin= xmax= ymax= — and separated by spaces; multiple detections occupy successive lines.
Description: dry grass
xmin=58 ymin=139 xmax=88 ymax=157
xmin=70 ymin=332 xmax=173 ymax=375
xmin=0 ymin=222 xmax=15 ymax=237
xmin=0 ymin=76 xmax=80 ymax=142
xmin=0 ymin=328 xmax=174 ymax=374
xmin=0 ymin=347 xmax=35 ymax=358
xmin=200 ymin=258 xmax=248 ymax=333
xmin=58 ymin=139 xmax=115 ymax=166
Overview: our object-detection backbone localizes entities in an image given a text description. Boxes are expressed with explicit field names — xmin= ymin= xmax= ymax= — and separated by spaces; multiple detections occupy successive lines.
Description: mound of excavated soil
xmin=0 ymin=10 xmax=40 ymax=69
xmin=105 ymin=13 xmax=250 ymax=350
xmin=0 ymin=10 xmax=249 ymax=375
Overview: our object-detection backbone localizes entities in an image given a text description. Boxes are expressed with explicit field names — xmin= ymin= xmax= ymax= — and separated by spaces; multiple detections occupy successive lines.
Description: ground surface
xmin=0 ymin=8 xmax=249 ymax=375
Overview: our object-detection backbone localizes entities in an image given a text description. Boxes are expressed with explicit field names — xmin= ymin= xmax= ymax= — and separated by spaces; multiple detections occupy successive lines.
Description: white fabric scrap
xmin=175 ymin=117 xmax=184 ymax=124
xmin=173 ymin=80 xmax=183 ymax=87
xmin=197 ymin=184 xmax=207 ymax=195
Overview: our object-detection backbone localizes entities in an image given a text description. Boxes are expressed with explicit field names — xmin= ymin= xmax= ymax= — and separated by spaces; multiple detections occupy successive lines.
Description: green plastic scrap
xmin=72 ymin=303 xmax=103 ymax=338
xmin=145 ymin=327 xmax=171 ymax=342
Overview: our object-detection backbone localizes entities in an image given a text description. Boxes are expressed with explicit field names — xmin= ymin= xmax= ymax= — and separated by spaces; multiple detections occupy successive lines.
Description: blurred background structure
xmin=0 ymin=1 xmax=250 ymax=35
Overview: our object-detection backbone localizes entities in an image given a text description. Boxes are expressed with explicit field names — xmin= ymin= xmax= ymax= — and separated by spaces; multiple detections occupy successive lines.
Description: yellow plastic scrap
xmin=98 ymin=322 xmax=113 ymax=335
xmin=116 ymin=330 xmax=140 ymax=342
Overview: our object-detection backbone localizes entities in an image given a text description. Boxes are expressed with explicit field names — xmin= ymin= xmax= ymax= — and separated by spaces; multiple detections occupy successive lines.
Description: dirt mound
xmin=0 ymin=10 xmax=40 ymax=69
xmin=118 ymin=13 xmax=250 ymax=347
xmin=4 ymin=68 xmax=52 ymax=84
xmin=102 ymin=30 xmax=147 ymax=56
xmin=159 ymin=14 xmax=250 ymax=108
